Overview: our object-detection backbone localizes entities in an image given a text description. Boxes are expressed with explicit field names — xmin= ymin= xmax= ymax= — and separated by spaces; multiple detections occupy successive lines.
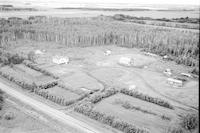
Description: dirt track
xmin=0 ymin=82 xmax=102 ymax=133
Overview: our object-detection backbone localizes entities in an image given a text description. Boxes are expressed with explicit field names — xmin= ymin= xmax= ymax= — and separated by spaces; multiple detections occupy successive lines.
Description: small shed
xmin=163 ymin=69 xmax=172 ymax=76
xmin=118 ymin=57 xmax=134 ymax=66
xmin=167 ymin=78 xmax=183 ymax=87
xmin=163 ymin=55 xmax=168 ymax=59
xmin=128 ymin=85 xmax=137 ymax=91
xmin=144 ymin=52 xmax=158 ymax=57
xmin=180 ymin=73 xmax=192 ymax=78
xmin=52 ymin=56 xmax=69 ymax=65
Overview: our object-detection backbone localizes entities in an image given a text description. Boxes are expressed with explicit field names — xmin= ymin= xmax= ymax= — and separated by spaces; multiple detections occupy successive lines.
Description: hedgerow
xmin=90 ymin=87 xmax=118 ymax=104
xmin=120 ymin=88 xmax=174 ymax=109
xmin=181 ymin=113 xmax=199 ymax=131
xmin=23 ymin=60 xmax=59 ymax=79
xmin=0 ymin=70 xmax=36 ymax=91
xmin=74 ymin=103 xmax=149 ymax=133
xmin=35 ymin=88 xmax=87 ymax=106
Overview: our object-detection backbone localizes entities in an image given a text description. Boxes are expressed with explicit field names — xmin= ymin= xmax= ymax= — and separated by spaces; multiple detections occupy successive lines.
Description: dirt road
xmin=0 ymin=82 xmax=102 ymax=133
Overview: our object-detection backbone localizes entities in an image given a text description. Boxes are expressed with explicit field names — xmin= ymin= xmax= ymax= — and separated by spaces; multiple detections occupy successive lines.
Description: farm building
xmin=180 ymin=73 xmax=192 ymax=78
xmin=35 ymin=50 xmax=44 ymax=55
xmin=104 ymin=50 xmax=111 ymax=56
xmin=128 ymin=84 xmax=137 ymax=90
xmin=118 ymin=57 xmax=134 ymax=66
xmin=144 ymin=52 xmax=158 ymax=57
xmin=167 ymin=78 xmax=183 ymax=87
xmin=52 ymin=55 xmax=69 ymax=65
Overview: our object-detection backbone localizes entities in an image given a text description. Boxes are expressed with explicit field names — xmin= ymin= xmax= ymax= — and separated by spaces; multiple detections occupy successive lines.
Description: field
xmin=93 ymin=93 xmax=176 ymax=133
xmin=0 ymin=8 xmax=199 ymax=19
xmin=0 ymin=101 xmax=60 ymax=133
xmin=0 ymin=15 xmax=199 ymax=133
xmin=0 ymin=64 xmax=56 ymax=86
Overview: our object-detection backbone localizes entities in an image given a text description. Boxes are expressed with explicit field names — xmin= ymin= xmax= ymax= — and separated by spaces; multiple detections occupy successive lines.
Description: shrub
xmin=0 ymin=89 xmax=3 ymax=110
xmin=90 ymin=87 xmax=118 ymax=104
xmin=165 ymin=127 xmax=184 ymax=133
xmin=4 ymin=111 xmax=15 ymax=120
xmin=181 ymin=113 xmax=199 ymax=131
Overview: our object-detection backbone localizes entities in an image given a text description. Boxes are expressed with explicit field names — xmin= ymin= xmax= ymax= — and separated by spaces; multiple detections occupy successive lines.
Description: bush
xmin=4 ymin=111 xmax=15 ymax=120
xmin=181 ymin=113 xmax=199 ymax=131
xmin=165 ymin=127 xmax=184 ymax=133
xmin=0 ymin=89 xmax=3 ymax=110
xmin=0 ymin=51 xmax=24 ymax=65
xmin=90 ymin=87 xmax=118 ymax=104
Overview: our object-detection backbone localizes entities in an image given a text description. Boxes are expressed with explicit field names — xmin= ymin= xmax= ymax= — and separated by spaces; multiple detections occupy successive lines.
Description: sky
xmin=0 ymin=0 xmax=199 ymax=5
xmin=66 ymin=0 xmax=200 ymax=5
xmin=0 ymin=0 xmax=199 ymax=9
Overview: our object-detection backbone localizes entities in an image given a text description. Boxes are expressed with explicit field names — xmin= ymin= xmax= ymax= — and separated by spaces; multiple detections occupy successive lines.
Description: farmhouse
xmin=52 ymin=55 xmax=69 ymax=65
xmin=167 ymin=78 xmax=183 ymax=87
xmin=118 ymin=57 xmax=134 ymax=66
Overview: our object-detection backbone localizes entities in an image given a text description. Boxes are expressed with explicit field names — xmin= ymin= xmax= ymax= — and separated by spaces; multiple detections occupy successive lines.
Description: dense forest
xmin=0 ymin=16 xmax=199 ymax=74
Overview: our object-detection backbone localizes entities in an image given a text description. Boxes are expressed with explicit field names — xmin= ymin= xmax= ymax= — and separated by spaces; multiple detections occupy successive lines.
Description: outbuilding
xmin=163 ymin=69 xmax=172 ymax=76
xmin=167 ymin=78 xmax=183 ymax=87
xmin=180 ymin=73 xmax=192 ymax=78
xmin=104 ymin=50 xmax=111 ymax=56
xmin=118 ymin=57 xmax=134 ymax=66
xmin=52 ymin=55 xmax=69 ymax=65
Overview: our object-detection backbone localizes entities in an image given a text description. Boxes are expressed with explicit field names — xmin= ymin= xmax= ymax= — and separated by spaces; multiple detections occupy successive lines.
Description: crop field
xmin=0 ymin=15 xmax=199 ymax=133
xmin=93 ymin=93 xmax=176 ymax=133
xmin=0 ymin=64 xmax=56 ymax=86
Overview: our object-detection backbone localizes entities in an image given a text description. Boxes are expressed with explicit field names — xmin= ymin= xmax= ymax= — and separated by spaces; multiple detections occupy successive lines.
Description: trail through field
xmin=0 ymin=82 xmax=102 ymax=133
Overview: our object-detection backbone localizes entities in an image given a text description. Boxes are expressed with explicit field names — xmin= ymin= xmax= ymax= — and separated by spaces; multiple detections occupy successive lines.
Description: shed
xmin=35 ymin=50 xmax=44 ymax=55
xmin=128 ymin=85 xmax=137 ymax=90
xmin=180 ymin=73 xmax=192 ymax=78
xmin=118 ymin=57 xmax=134 ymax=66
xmin=167 ymin=78 xmax=183 ymax=87
xmin=163 ymin=69 xmax=172 ymax=76
xmin=144 ymin=52 xmax=158 ymax=57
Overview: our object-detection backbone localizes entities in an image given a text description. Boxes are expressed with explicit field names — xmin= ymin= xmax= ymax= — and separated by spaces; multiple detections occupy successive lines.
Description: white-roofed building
xmin=118 ymin=57 xmax=134 ymax=66
xmin=52 ymin=55 xmax=69 ymax=65
xmin=167 ymin=78 xmax=183 ymax=87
